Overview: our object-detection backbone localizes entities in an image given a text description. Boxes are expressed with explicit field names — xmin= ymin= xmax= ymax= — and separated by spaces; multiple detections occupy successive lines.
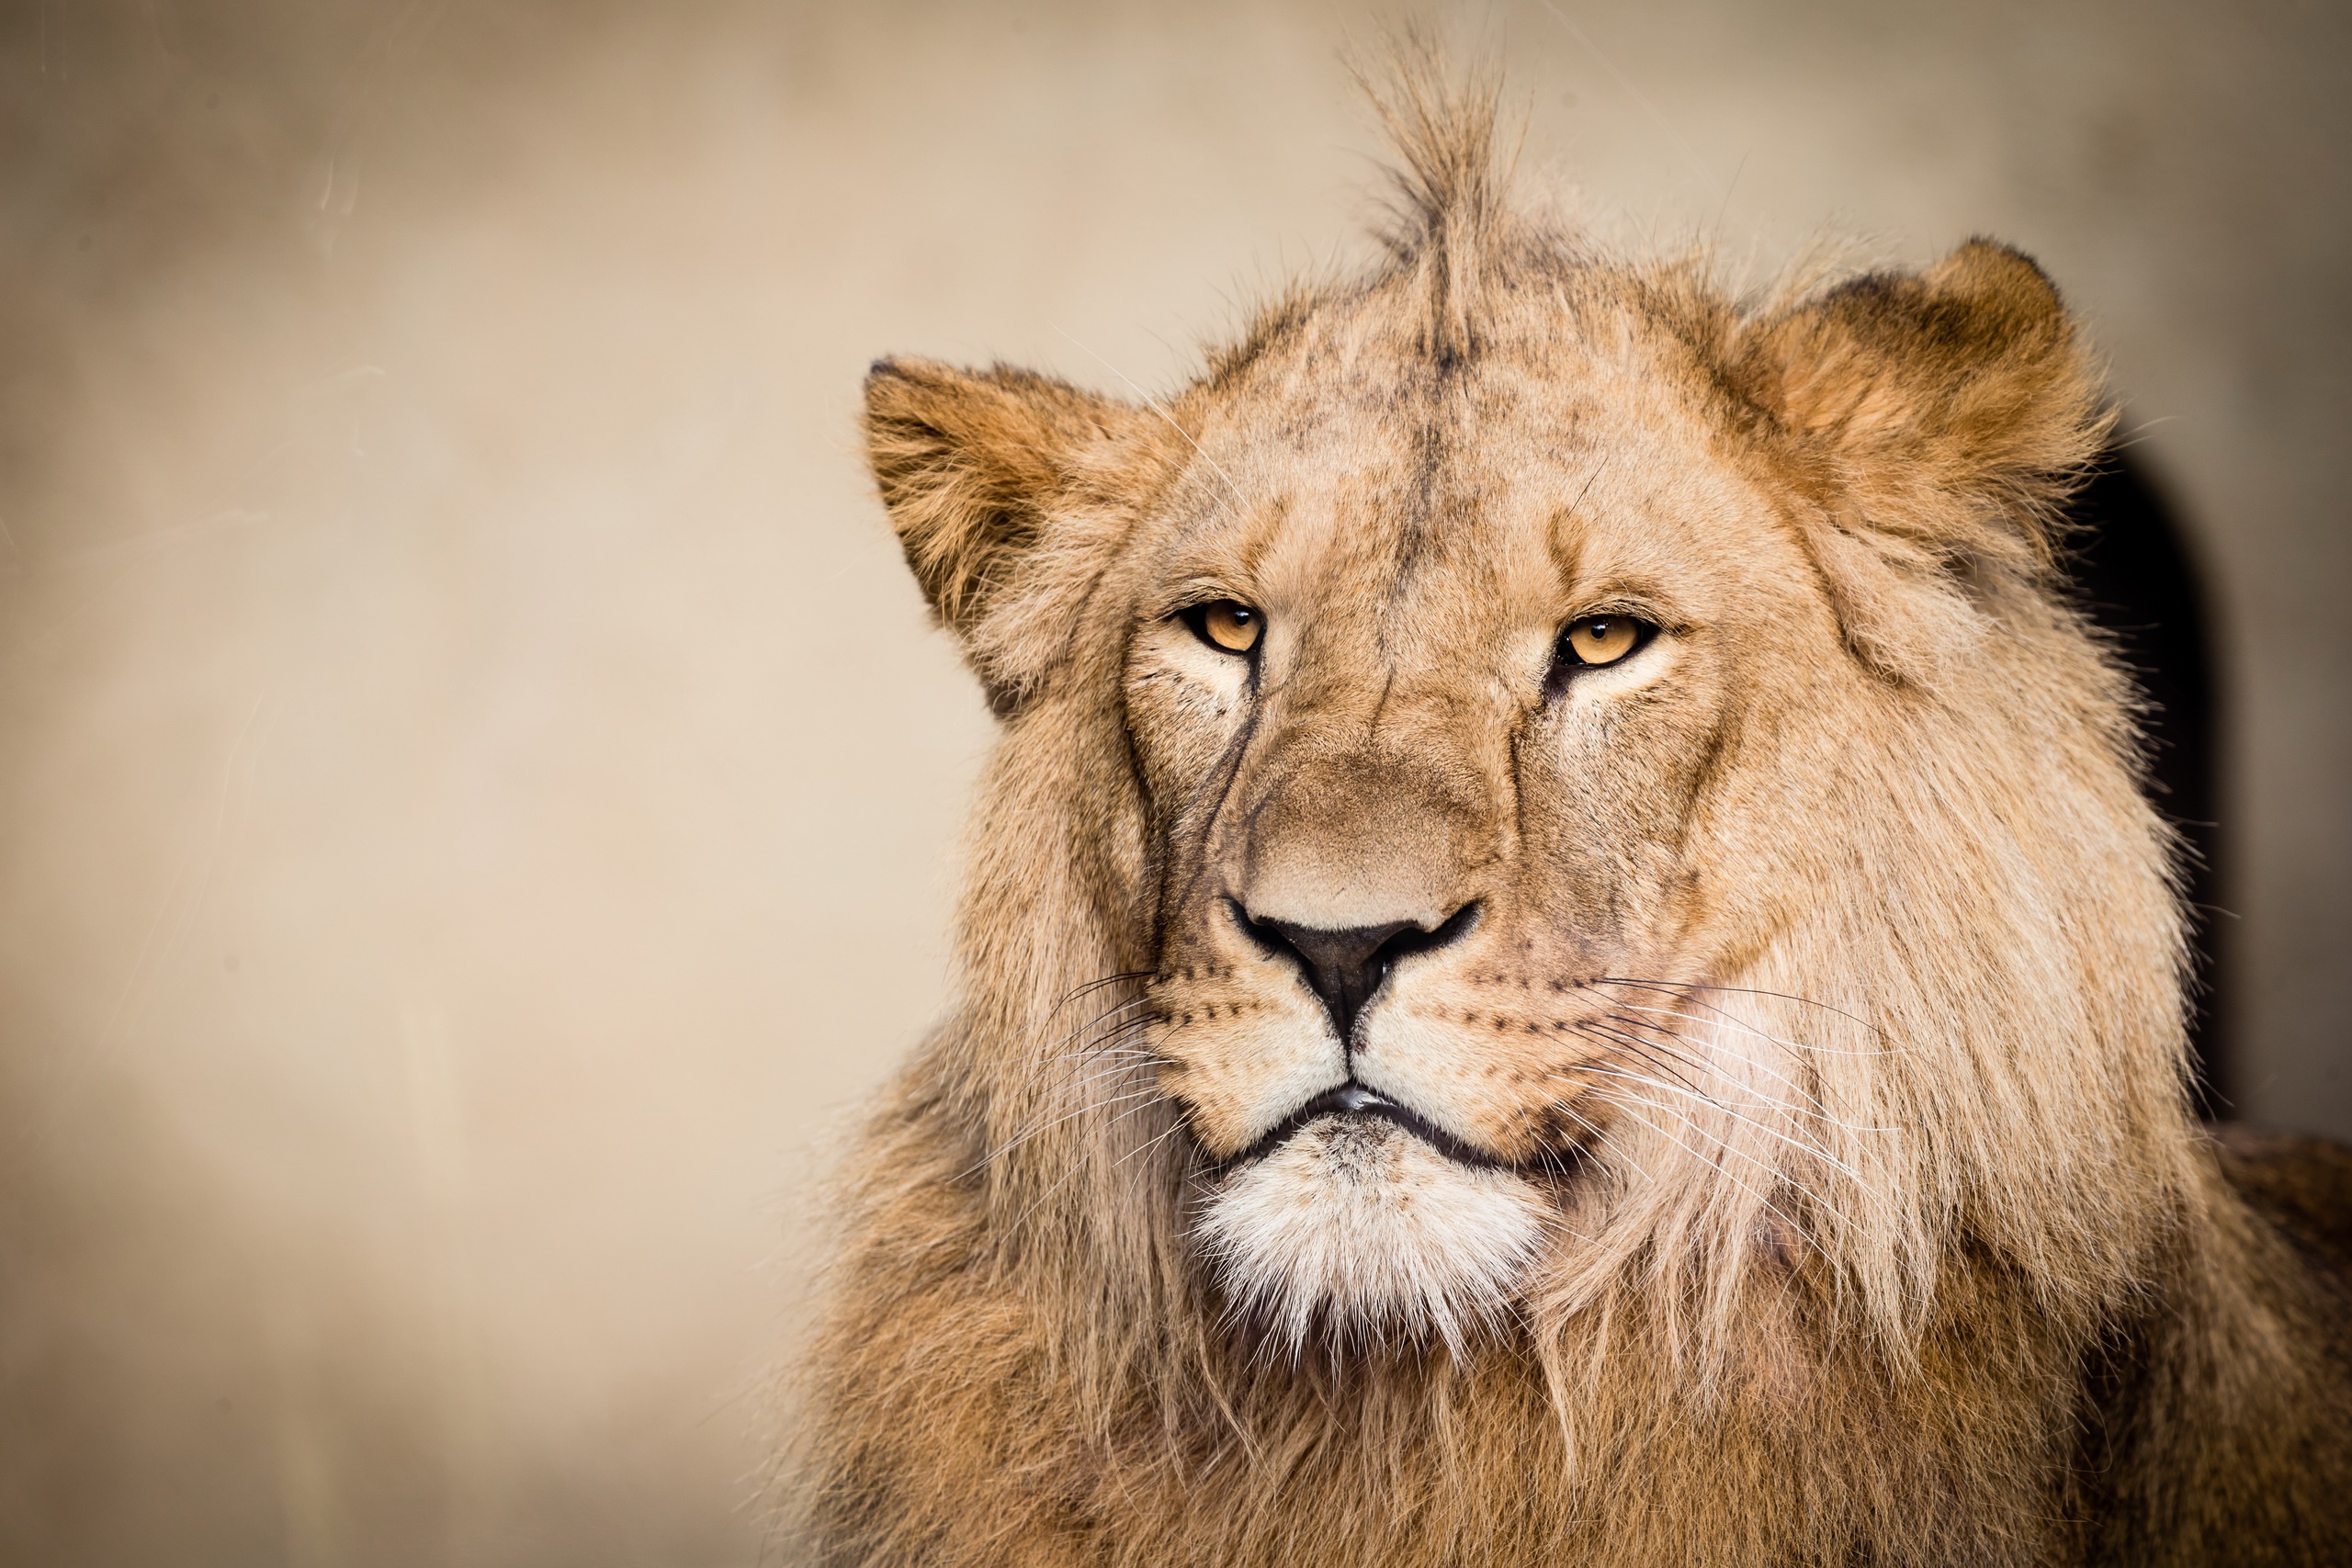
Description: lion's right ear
xmin=864 ymin=356 xmax=1160 ymax=714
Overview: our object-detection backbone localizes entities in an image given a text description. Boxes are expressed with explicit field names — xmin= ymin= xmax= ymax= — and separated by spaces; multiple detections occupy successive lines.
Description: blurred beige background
xmin=1 ymin=2 xmax=2344 ymax=1563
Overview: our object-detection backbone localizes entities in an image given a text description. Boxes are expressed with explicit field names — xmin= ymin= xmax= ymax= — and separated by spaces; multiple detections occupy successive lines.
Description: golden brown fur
xmin=794 ymin=58 xmax=2352 ymax=1566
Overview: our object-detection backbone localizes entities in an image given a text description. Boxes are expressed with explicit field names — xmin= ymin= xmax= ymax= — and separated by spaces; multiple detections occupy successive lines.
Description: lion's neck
xmin=808 ymin=1141 xmax=2127 ymax=1568
xmin=1077 ymin=1262 xmax=2096 ymax=1567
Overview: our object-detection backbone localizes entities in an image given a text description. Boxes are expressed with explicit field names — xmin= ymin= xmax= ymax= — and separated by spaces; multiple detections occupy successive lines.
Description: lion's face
xmin=864 ymin=214 xmax=2159 ymax=1358
xmin=1120 ymin=324 xmax=1826 ymax=1342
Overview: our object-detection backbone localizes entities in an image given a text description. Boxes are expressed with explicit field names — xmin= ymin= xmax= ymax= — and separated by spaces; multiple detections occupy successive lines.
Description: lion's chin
xmin=1195 ymin=1113 xmax=1548 ymax=1358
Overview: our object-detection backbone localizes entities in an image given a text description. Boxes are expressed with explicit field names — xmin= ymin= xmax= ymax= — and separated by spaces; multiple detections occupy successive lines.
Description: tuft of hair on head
xmin=1351 ymin=35 xmax=1523 ymax=364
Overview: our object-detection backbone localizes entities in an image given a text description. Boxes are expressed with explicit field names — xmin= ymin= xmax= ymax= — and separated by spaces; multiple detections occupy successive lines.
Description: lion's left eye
xmin=1558 ymin=615 xmax=1651 ymax=669
xmin=1184 ymin=600 xmax=1263 ymax=655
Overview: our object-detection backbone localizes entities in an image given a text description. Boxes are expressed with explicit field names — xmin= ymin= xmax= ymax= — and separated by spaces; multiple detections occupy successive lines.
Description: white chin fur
xmin=1196 ymin=1115 xmax=1547 ymax=1357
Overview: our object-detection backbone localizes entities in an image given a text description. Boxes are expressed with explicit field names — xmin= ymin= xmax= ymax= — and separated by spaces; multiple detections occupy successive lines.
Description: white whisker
xmin=953 ymin=1087 xmax=1165 ymax=1186
xmin=1555 ymin=1058 xmax=1878 ymax=1197
xmin=1571 ymin=1072 xmax=1882 ymax=1232
xmin=1600 ymin=1006 xmax=1894 ymax=1132
xmin=1601 ymin=1098 xmax=1846 ymax=1275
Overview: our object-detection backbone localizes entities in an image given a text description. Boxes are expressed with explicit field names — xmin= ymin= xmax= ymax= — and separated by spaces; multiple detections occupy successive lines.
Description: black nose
xmin=1238 ymin=903 xmax=1478 ymax=1043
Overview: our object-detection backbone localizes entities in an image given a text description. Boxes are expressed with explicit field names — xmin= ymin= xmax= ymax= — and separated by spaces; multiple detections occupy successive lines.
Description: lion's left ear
xmin=865 ymin=356 xmax=1164 ymax=715
xmin=1737 ymin=241 xmax=2110 ymax=683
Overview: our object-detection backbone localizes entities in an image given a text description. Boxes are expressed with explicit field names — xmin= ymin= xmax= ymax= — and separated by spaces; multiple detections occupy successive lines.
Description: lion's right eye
xmin=1183 ymin=600 xmax=1263 ymax=655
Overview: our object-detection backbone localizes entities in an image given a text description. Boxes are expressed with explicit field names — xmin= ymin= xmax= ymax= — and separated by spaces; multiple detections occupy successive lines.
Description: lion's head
xmin=854 ymin=70 xmax=2197 ymax=1382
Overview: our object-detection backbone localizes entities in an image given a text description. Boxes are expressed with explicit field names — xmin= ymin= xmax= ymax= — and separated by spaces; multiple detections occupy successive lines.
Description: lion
xmin=791 ymin=62 xmax=2352 ymax=1567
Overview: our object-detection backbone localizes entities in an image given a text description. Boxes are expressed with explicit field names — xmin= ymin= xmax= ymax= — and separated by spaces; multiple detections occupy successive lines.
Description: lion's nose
xmin=1238 ymin=902 xmax=1478 ymax=1044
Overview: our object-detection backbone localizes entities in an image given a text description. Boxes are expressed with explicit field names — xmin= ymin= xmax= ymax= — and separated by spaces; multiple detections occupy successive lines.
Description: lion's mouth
xmin=1229 ymin=1082 xmax=1508 ymax=1170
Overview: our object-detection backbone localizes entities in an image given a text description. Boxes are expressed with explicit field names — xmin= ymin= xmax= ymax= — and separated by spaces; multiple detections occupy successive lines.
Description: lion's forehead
xmin=1152 ymin=357 xmax=1793 ymax=629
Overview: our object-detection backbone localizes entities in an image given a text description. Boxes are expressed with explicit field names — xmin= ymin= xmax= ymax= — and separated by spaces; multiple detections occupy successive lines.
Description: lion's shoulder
xmin=2214 ymin=1123 xmax=2352 ymax=1276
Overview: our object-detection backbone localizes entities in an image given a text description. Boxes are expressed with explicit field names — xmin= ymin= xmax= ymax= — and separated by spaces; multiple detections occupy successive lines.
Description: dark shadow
xmin=2060 ymin=446 xmax=2225 ymax=1105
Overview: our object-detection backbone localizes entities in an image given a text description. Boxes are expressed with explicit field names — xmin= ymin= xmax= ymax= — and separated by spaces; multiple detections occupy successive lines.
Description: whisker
xmin=953 ymin=1086 xmax=1165 ymax=1185
xmin=1555 ymin=1039 xmax=1877 ymax=1181
xmin=1055 ymin=1030 xmax=1166 ymax=1073
xmin=1552 ymin=1024 xmax=1862 ymax=1170
xmin=1636 ymin=985 xmax=1895 ymax=1061
xmin=1566 ymin=1019 xmax=1713 ymax=1098
xmin=1552 ymin=1098 xmax=1653 ymax=1183
xmin=1600 ymin=1097 xmax=1849 ymax=1271
xmin=1601 ymin=1005 xmax=1894 ymax=1131
xmin=1038 ymin=970 xmax=1157 ymax=1031
xmin=1008 ymin=1028 xmax=1163 ymax=1105
xmin=1026 ymin=1009 xmax=1164 ymax=1074
xmin=1048 ymin=1056 xmax=1159 ymax=1100
xmin=1557 ymin=1064 xmax=1879 ymax=1205
xmin=1111 ymin=1117 xmax=1192 ymax=1171
xmin=1008 ymin=1094 xmax=1182 ymax=1235
xmin=1595 ymin=1010 xmax=1839 ymax=1117
xmin=1574 ymin=1012 xmax=1898 ymax=1169
xmin=1038 ymin=994 xmax=1159 ymax=1059
xmin=1037 ymin=1043 xmax=1165 ymax=1067
xmin=1588 ymin=977 xmax=1898 ymax=1052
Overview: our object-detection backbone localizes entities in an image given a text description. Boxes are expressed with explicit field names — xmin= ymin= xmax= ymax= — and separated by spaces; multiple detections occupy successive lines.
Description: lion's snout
xmin=1233 ymin=731 xmax=1498 ymax=917
xmin=1234 ymin=900 xmax=1480 ymax=1044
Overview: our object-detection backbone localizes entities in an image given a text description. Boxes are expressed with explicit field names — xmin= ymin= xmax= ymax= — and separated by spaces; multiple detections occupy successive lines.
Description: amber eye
xmin=1186 ymin=600 xmax=1263 ymax=655
xmin=1561 ymin=615 xmax=1646 ymax=668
